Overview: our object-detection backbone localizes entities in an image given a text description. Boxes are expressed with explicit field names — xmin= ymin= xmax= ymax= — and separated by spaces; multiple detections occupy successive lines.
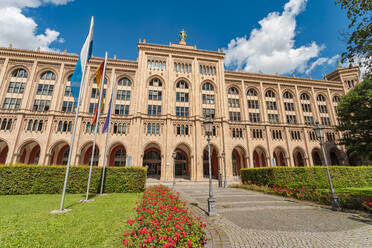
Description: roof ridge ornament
xmin=179 ymin=29 xmax=187 ymax=44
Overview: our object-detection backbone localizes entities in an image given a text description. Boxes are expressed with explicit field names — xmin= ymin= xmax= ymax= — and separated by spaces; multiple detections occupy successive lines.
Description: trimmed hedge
xmin=0 ymin=164 xmax=146 ymax=195
xmin=240 ymin=166 xmax=372 ymax=189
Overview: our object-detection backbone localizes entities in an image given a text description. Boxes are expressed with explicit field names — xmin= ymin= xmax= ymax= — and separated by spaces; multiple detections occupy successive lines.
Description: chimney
xmin=8 ymin=44 xmax=12 ymax=49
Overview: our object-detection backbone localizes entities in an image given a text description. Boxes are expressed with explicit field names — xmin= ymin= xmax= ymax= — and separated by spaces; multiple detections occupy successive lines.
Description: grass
xmin=0 ymin=193 xmax=141 ymax=248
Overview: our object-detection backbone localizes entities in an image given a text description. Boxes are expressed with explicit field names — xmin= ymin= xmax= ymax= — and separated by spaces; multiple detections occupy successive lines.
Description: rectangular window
xmin=62 ymin=101 xmax=75 ymax=112
xmin=286 ymin=115 xmax=297 ymax=124
xmin=116 ymin=90 xmax=131 ymax=101
xmin=3 ymin=98 xmax=21 ymax=110
xmin=148 ymin=90 xmax=162 ymax=101
xmin=302 ymin=103 xmax=312 ymax=112
xmin=33 ymin=99 xmax=50 ymax=111
xmin=36 ymin=84 xmax=54 ymax=95
xmin=248 ymin=100 xmax=259 ymax=109
xmin=266 ymin=101 xmax=277 ymax=110
xmin=8 ymin=82 xmax=26 ymax=94
xmin=202 ymin=108 xmax=215 ymax=119
xmin=229 ymin=111 xmax=241 ymax=121
xmin=175 ymin=107 xmax=189 ymax=117
xmin=202 ymin=94 xmax=214 ymax=104
xmin=64 ymin=86 xmax=73 ymax=96
xmin=147 ymin=105 xmax=161 ymax=115
xmin=268 ymin=114 xmax=279 ymax=123
xmin=321 ymin=117 xmax=331 ymax=126
xmin=249 ymin=113 xmax=260 ymax=123
xmin=304 ymin=116 xmax=314 ymax=125
xmin=176 ymin=92 xmax=189 ymax=102
xmin=318 ymin=105 xmax=328 ymax=113
xmin=114 ymin=104 xmax=130 ymax=115
xmin=228 ymin=98 xmax=240 ymax=108
xmin=284 ymin=102 xmax=295 ymax=111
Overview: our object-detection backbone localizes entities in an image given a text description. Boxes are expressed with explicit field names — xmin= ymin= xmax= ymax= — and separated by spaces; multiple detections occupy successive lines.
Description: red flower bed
xmin=235 ymin=183 xmax=372 ymax=213
xmin=122 ymin=185 xmax=206 ymax=247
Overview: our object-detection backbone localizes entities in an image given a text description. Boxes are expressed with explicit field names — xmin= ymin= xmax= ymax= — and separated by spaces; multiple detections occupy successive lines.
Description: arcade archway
xmin=203 ymin=144 xmax=218 ymax=178
xmin=253 ymin=147 xmax=266 ymax=167
xmin=273 ymin=147 xmax=286 ymax=166
xmin=0 ymin=139 xmax=9 ymax=164
xmin=143 ymin=143 xmax=161 ymax=179
xmin=80 ymin=143 xmax=99 ymax=166
xmin=232 ymin=146 xmax=247 ymax=176
xmin=293 ymin=148 xmax=306 ymax=167
xmin=109 ymin=144 xmax=126 ymax=166
xmin=18 ymin=140 xmax=41 ymax=165
xmin=49 ymin=141 xmax=69 ymax=165
xmin=173 ymin=144 xmax=191 ymax=178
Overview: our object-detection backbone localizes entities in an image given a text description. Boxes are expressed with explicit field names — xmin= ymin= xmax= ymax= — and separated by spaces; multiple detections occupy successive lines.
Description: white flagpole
xmin=58 ymin=17 xmax=94 ymax=211
xmin=99 ymin=73 xmax=117 ymax=194
xmin=85 ymin=51 xmax=108 ymax=201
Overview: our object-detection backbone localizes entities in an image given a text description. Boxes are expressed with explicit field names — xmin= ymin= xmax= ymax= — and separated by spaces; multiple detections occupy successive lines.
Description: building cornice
xmin=224 ymin=70 xmax=343 ymax=88
xmin=0 ymin=47 xmax=138 ymax=69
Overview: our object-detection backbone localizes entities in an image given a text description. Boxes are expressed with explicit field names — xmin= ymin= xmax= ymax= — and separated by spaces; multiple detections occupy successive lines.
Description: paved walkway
xmin=173 ymin=184 xmax=372 ymax=248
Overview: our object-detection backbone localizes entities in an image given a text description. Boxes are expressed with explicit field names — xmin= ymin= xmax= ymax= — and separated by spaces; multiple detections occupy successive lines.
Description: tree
xmin=335 ymin=0 xmax=372 ymax=74
xmin=336 ymin=75 xmax=372 ymax=160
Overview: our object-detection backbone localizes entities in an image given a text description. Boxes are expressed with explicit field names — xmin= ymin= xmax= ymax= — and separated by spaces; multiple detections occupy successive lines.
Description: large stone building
xmin=0 ymin=36 xmax=360 ymax=181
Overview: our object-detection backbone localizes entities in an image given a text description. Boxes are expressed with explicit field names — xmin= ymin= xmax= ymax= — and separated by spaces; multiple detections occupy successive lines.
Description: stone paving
xmin=173 ymin=183 xmax=372 ymax=248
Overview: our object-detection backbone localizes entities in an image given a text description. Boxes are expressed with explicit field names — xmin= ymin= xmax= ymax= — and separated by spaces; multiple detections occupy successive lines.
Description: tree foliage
xmin=335 ymin=0 xmax=372 ymax=74
xmin=336 ymin=75 xmax=372 ymax=159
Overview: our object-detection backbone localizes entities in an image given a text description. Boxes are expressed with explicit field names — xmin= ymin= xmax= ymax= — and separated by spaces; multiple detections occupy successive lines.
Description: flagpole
xmin=100 ymin=73 xmax=117 ymax=194
xmin=58 ymin=17 xmax=94 ymax=212
xmin=85 ymin=51 xmax=108 ymax=201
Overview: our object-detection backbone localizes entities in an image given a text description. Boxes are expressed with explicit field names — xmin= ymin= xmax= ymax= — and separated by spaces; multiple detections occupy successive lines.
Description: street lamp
xmin=172 ymin=151 xmax=177 ymax=188
xmin=222 ymin=151 xmax=227 ymax=188
xmin=203 ymin=115 xmax=216 ymax=216
xmin=313 ymin=121 xmax=341 ymax=211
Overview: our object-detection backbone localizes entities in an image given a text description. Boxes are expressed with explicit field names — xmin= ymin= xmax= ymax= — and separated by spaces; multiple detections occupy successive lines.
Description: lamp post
xmin=203 ymin=116 xmax=216 ymax=216
xmin=313 ymin=121 xmax=341 ymax=211
xmin=222 ymin=151 xmax=227 ymax=188
xmin=172 ymin=151 xmax=177 ymax=188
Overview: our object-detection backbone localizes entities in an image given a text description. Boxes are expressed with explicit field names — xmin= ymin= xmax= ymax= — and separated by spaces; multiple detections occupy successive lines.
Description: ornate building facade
xmin=0 ymin=38 xmax=360 ymax=181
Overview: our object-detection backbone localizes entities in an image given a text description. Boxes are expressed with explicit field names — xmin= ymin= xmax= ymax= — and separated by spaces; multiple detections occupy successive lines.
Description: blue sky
xmin=0 ymin=0 xmax=350 ymax=79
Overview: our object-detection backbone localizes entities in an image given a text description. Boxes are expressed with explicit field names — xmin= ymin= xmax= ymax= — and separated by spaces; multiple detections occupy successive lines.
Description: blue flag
xmin=70 ymin=17 xmax=94 ymax=105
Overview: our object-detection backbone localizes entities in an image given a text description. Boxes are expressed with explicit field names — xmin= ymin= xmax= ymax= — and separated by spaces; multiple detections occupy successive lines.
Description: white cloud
xmin=305 ymin=55 xmax=339 ymax=75
xmin=0 ymin=0 xmax=73 ymax=51
xmin=224 ymin=0 xmax=324 ymax=75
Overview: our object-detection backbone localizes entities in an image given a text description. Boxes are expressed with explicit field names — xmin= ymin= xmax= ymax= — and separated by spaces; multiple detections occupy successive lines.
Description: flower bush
xmin=233 ymin=183 xmax=372 ymax=213
xmin=122 ymin=185 xmax=206 ymax=247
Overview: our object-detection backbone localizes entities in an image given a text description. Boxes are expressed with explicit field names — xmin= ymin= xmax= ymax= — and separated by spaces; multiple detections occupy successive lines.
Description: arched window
xmin=283 ymin=91 xmax=293 ymax=99
xmin=33 ymin=120 xmax=38 ymax=131
xmin=86 ymin=122 xmax=91 ymax=133
xmin=63 ymin=121 xmax=68 ymax=132
xmin=40 ymin=71 xmax=56 ymax=80
xmin=12 ymin=68 xmax=28 ymax=78
xmin=265 ymin=90 xmax=275 ymax=98
xmin=333 ymin=95 xmax=341 ymax=103
xmin=202 ymin=82 xmax=214 ymax=91
xmin=149 ymin=78 xmax=162 ymax=87
xmin=58 ymin=121 xmax=63 ymax=132
xmin=247 ymin=88 xmax=258 ymax=96
xmin=38 ymin=120 xmax=43 ymax=131
xmin=118 ymin=77 xmax=132 ymax=86
xmin=27 ymin=120 xmax=33 ymax=131
xmin=317 ymin=94 xmax=326 ymax=102
xmin=68 ymin=122 xmax=72 ymax=132
xmin=300 ymin=93 xmax=310 ymax=100
xmin=228 ymin=87 xmax=239 ymax=95
xmin=176 ymin=80 xmax=189 ymax=89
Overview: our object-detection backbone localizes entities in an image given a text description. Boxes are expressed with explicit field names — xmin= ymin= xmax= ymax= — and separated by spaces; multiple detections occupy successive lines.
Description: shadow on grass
xmin=64 ymin=194 xmax=99 ymax=209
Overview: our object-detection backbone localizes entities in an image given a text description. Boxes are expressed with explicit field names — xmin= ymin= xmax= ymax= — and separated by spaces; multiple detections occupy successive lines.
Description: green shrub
xmin=0 ymin=164 xmax=146 ymax=195
xmin=240 ymin=166 xmax=372 ymax=189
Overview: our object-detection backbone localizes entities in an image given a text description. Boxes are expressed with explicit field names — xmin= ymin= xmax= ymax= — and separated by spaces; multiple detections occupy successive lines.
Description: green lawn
xmin=0 ymin=193 xmax=141 ymax=248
